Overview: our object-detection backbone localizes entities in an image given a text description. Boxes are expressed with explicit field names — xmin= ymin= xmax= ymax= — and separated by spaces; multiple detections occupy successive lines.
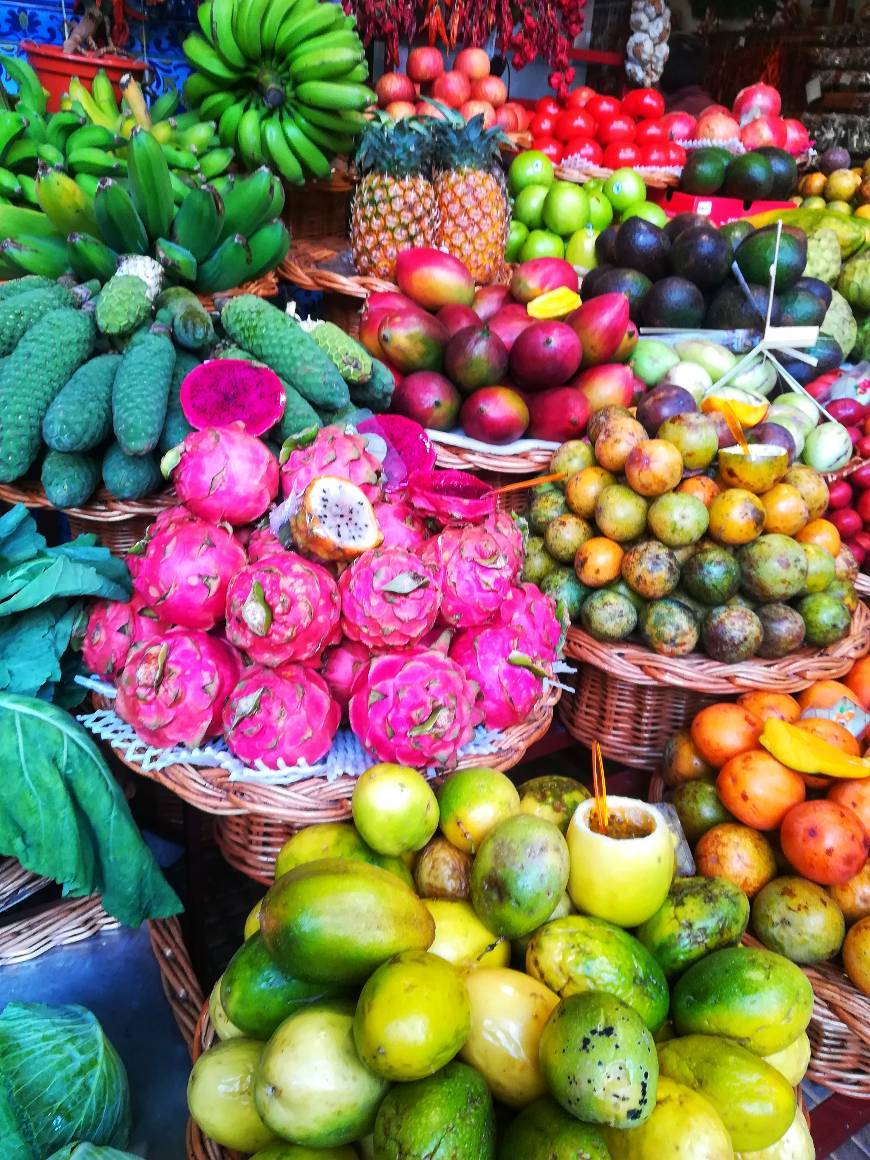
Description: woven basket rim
xmin=196 ymin=271 xmax=279 ymax=313
xmin=564 ymin=598 xmax=870 ymax=693
xmin=432 ymin=440 xmax=555 ymax=475
xmin=279 ymin=237 xmax=396 ymax=298
xmin=0 ymin=478 xmax=176 ymax=520
xmin=95 ymin=685 xmax=560 ymax=820
xmin=148 ymin=916 xmax=205 ymax=1055
xmin=823 ymin=456 xmax=869 ymax=482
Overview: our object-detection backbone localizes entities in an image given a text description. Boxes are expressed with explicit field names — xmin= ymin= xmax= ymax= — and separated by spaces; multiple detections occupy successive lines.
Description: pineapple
xmin=350 ymin=118 xmax=439 ymax=280
xmin=432 ymin=115 xmax=511 ymax=284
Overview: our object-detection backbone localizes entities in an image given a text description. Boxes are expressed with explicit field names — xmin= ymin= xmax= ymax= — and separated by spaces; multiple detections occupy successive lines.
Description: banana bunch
xmin=182 ymin=0 xmax=374 ymax=184
xmin=0 ymin=56 xmax=236 ymax=211
xmin=0 ymin=128 xmax=290 ymax=294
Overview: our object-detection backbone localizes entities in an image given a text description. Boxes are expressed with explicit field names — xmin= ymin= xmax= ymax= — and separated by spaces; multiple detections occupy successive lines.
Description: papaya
xmin=525 ymin=914 xmax=669 ymax=1032
xmin=657 ymin=1034 xmax=795 ymax=1152
xmin=634 ymin=876 xmax=750 ymax=978
xmin=742 ymin=208 xmax=865 ymax=259
xmin=220 ymin=933 xmax=343 ymax=1039
xmin=670 ymin=946 xmax=813 ymax=1055
xmin=260 ymin=857 xmax=435 ymax=984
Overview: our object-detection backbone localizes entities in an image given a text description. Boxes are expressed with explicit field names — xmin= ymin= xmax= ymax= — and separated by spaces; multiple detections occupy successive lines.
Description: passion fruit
xmin=718 ymin=444 xmax=789 ymax=493
xmin=708 ymin=488 xmax=766 ymax=546
xmin=640 ymin=598 xmax=700 ymax=657
xmin=621 ymin=540 xmax=680 ymax=599
xmin=594 ymin=484 xmax=649 ymax=541
xmin=414 ymin=837 xmax=473 ymax=900
xmin=701 ymin=605 xmax=763 ymax=663
xmin=647 ymin=493 xmax=710 ymax=548
xmin=352 ymin=764 xmax=439 ymax=856
xmin=543 ymin=513 xmax=594 ymax=563
xmin=438 ymin=767 xmax=520 ymax=854
xmin=580 ymin=589 xmax=638 ymax=641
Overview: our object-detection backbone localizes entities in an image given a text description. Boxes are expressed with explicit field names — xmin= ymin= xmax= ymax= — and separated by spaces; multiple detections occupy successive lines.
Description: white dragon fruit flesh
xmin=225 ymin=552 xmax=341 ymax=667
xmin=162 ymin=423 xmax=279 ymax=526
xmin=115 ymin=630 xmax=243 ymax=748
xmin=223 ymin=664 xmax=340 ymax=768
xmin=339 ymin=546 xmax=442 ymax=650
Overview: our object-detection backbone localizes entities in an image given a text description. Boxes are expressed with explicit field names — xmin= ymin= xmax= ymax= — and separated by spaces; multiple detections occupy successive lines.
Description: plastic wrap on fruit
xmin=802 ymin=697 xmax=870 ymax=741
xmin=761 ymin=717 xmax=870 ymax=780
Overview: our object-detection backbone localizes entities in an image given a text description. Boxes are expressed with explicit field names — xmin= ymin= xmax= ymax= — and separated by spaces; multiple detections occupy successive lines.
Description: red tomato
xmin=555 ymin=107 xmax=596 ymax=142
xmin=565 ymin=86 xmax=595 ymax=108
xmin=634 ymin=119 xmax=667 ymax=145
xmin=587 ymin=94 xmax=621 ymax=121
xmin=530 ymin=110 xmax=558 ymax=138
xmin=596 ymin=114 xmax=636 ymax=146
xmin=621 ymin=88 xmax=666 ymax=120
xmin=532 ymin=136 xmax=564 ymax=163
xmin=563 ymin=137 xmax=603 ymax=165
xmin=603 ymin=141 xmax=643 ymax=167
xmin=639 ymin=143 xmax=671 ymax=167
xmin=535 ymin=96 xmax=561 ymax=117
xmin=662 ymin=142 xmax=687 ymax=166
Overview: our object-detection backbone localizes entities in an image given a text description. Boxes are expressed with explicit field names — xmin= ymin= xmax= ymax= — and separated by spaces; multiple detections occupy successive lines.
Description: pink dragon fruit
xmin=281 ymin=426 xmax=382 ymax=505
xmin=223 ymin=664 xmax=340 ymax=768
xmin=372 ymin=500 xmax=429 ymax=550
xmin=162 ymin=424 xmax=280 ymax=526
xmin=450 ymin=624 xmax=548 ymax=731
xmin=421 ymin=522 xmax=516 ymax=628
xmin=132 ymin=516 xmax=246 ymax=630
xmin=339 ymin=546 xmax=442 ymax=650
xmin=82 ymin=594 xmax=166 ymax=678
xmin=349 ymin=644 xmax=482 ymax=768
xmin=225 ymin=552 xmax=341 ymax=667
xmin=115 ymin=630 xmax=243 ymax=747
xmin=500 ymin=582 xmax=564 ymax=663
xmin=320 ymin=638 xmax=370 ymax=709
xmin=246 ymin=527 xmax=287 ymax=562
xmin=486 ymin=510 xmax=525 ymax=576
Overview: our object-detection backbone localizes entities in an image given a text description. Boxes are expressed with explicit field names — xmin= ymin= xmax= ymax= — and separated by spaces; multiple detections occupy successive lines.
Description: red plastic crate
xmin=649 ymin=187 xmax=795 ymax=225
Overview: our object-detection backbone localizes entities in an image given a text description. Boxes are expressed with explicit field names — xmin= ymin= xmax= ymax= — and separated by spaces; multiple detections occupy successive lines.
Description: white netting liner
xmin=74 ymin=670 xmax=571 ymax=787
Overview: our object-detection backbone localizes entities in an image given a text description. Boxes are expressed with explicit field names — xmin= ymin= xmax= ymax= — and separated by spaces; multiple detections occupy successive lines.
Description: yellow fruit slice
xmin=527 ymin=287 xmax=583 ymax=319
xmin=701 ymin=390 xmax=769 ymax=430
xmin=760 ymin=718 xmax=870 ymax=780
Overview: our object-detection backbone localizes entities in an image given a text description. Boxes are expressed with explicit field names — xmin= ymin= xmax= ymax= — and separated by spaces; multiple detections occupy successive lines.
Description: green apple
xmin=565 ymin=224 xmax=599 ymax=268
xmin=587 ymin=190 xmax=614 ymax=231
xmin=514 ymin=184 xmax=549 ymax=229
xmin=603 ymin=167 xmax=646 ymax=214
xmin=620 ymin=200 xmax=668 ymax=227
xmin=542 ymin=181 xmax=590 ymax=236
xmin=508 ymin=150 xmax=555 ymax=196
xmin=585 ymin=178 xmax=604 ymax=193
xmin=506 ymin=219 xmax=529 ymax=262
xmin=519 ymin=229 xmax=565 ymax=261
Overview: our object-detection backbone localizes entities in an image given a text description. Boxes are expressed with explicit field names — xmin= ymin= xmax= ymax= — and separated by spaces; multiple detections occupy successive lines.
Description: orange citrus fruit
xmin=574 ymin=537 xmax=624 ymax=588
xmin=795 ymin=518 xmax=841 ymax=557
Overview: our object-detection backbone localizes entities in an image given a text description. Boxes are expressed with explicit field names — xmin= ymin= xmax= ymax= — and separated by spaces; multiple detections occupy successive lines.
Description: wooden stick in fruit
xmin=491 ymin=471 xmax=567 ymax=497
xmin=593 ymin=740 xmax=608 ymax=833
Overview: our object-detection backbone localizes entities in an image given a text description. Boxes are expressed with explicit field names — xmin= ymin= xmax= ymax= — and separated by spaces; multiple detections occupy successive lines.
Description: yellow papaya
xmin=759 ymin=717 xmax=870 ymax=780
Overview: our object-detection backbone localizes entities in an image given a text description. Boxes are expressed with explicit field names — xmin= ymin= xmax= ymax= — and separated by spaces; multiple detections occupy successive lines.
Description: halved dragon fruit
xmin=161 ymin=423 xmax=280 ymax=526
xmin=405 ymin=470 xmax=496 ymax=526
xmin=290 ymin=476 xmax=384 ymax=562
xmin=281 ymin=426 xmax=382 ymax=506
xmin=180 ymin=359 xmax=286 ymax=436
xmin=357 ymin=415 xmax=436 ymax=495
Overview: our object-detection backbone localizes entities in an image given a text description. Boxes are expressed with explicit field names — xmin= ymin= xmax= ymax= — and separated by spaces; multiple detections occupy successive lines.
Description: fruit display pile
xmin=678 ymin=145 xmax=798 ymax=204
xmin=182 ymin=0 xmax=373 ymax=180
xmin=796 ymin=146 xmax=870 ymax=221
xmin=188 ymin=765 xmax=816 ymax=1157
xmin=661 ymin=676 xmax=870 ymax=998
xmin=665 ymin=82 xmax=811 ymax=158
xmin=83 ymin=420 xmax=563 ymax=767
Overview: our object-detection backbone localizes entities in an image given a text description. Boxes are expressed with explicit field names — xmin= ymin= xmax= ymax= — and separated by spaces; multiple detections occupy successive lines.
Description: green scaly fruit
xmin=112 ymin=330 xmax=176 ymax=456
xmin=43 ymin=352 xmax=122 ymax=452
xmin=94 ymin=177 xmax=149 ymax=254
xmin=127 ymin=126 xmax=174 ymax=241
xmin=95 ymin=273 xmax=153 ymax=337
xmin=101 ymin=441 xmax=162 ymax=500
xmin=171 ymin=184 xmax=224 ymax=261
xmin=310 ymin=320 xmax=372 ymax=384
xmin=0 ymin=283 xmax=76 ymax=357
xmin=41 ymin=448 xmax=101 ymax=507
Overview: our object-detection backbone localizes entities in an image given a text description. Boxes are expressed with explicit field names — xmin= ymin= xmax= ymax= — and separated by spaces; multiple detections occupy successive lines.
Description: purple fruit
xmin=749 ymin=421 xmax=797 ymax=465
xmin=635 ymin=384 xmax=696 ymax=435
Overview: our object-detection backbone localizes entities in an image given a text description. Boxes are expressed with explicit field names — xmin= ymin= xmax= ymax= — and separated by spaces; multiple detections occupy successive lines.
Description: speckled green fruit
xmin=188 ymin=1039 xmax=276 ymax=1153
xmin=551 ymin=440 xmax=595 ymax=484
xmin=438 ymin=766 xmax=520 ymax=854
xmin=647 ymin=492 xmax=710 ymax=548
xmin=541 ymin=568 xmax=589 ymax=621
xmin=762 ymin=1032 xmax=811 ymax=1086
xmin=471 ymin=814 xmax=570 ymax=938
xmin=580 ymin=589 xmax=638 ymax=642
xmin=545 ymin=514 xmax=594 ymax=562
xmin=539 ymin=992 xmax=658 ymax=1127
xmin=737 ymin=534 xmax=808 ymax=602
xmin=529 ymin=485 xmax=569 ymax=533
xmin=797 ymin=592 xmax=852 ymax=646
xmin=800 ymin=543 xmax=836 ymax=594
xmin=252 ymin=1144 xmax=358 ymax=1159
xmin=497 ymin=1096 xmax=610 ymax=1159
xmin=640 ymin=598 xmax=700 ymax=657
xmin=518 ymin=775 xmax=590 ymax=833
xmin=682 ymin=547 xmax=740 ymax=606
xmin=373 ymin=1060 xmax=496 ymax=1160
xmin=522 ymin=535 xmax=557 ymax=584
xmin=751 ymin=876 xmax=846 ymax=964
xmin=634 ymin=876 xmax=750 ymax=978
xmin=352 ymin=763 xmax=439 ymax=856
xmin=671 ymin=781 xmax=735 ymax=846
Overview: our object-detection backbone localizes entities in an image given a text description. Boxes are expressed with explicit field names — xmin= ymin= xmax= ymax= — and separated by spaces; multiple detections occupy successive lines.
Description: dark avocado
xmin=777 ymin=335 xmax=844 ymax=384
xmin=680 ymin=148 xmax=729 ymax=196
xmin=581 ymin=264 xmax=613 ymax=297
xmin=705 ymin=282 xmax=782 ymax=330
xmin=777 ymin=286 xmax=828 ymax=327
xmin=585 ymin=267 xmax=653 ymax=323
xmin=640 ymin=277 xmax=706 ymax=328
xmin=754 ymin=147 xmax=799 ymax=199
xmin=670 ymin=226 xmax=733 ymax=289
xmin=719 ymin=219 xmax=754 ymax=252
xmin=595 ymin=223 xmax=620 ymax=264
xmin=793 ymin=276 xmax=833 ymax=310
xmin=723 ymin=152 xmax=775 ymax=201
xmin=664 ymin=212 xmax=711 ymax=242
xmin=614 ymin=216 xmax=671 ymax=280
xmin=735 ymin=225 xmax=807 ymax=291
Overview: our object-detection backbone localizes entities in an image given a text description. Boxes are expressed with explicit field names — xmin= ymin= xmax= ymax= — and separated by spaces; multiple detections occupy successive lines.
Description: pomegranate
xmin=695 ymin=109 xmax=741 ymax=142
xmin=432 ymin=70 xmax=471 ymax=108
xmin=376 ymin=72 xmax=416 ymax=106
xmin=740 ymin=116 xmax=788 ymax=150
xmin=407 ymin=47 xmax=445 ymax=83
xmin=460 ymin=99 xmax=496 ymax=127
xmin=385 ymin=101 xmax=416 ymax=120
xmin=454 ymin=47 xmax=491 ymax=80
xmin=732 ymin=82 xmax=782 ymax=125
xmin=470 ymin=76 xmax=507 ymax=107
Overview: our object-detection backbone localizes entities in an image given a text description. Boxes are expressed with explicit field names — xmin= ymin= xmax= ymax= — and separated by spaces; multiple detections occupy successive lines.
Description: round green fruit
xmin=498 ymin=1096 xmax=610 ymax=1160
xmin=188 ymin=1039 xmax=275 ymax=1153
xmin=621 ymin=200 xmax=668 ymax=227
xmin=513 ymin=184 xmax=549 ymax=229
xmin=438 ymin=766 xmax=520 ymax=853
xmin=520 ymin=229 xmax=565 ymax=261
xmin=565 ymin=224 xmax=599 ymax=267
xmin=587 ymin=189 xmax=614 ymax=230
xmin=543 ymin=181 xmax=590 ymax=236
xmin=505 ymin=219 xmax=529 ymax=262
xmin=603 ymin=167 xmax=647 ymax=213
xmin=352 ymin=763 xmax=438 ymax=856
xmin=509 ymin=150 xmax=556 ymax=195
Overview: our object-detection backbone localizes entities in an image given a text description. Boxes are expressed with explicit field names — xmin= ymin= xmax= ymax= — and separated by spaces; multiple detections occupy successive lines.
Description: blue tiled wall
xmin=0 ymin=0 xmax=197 ymax=98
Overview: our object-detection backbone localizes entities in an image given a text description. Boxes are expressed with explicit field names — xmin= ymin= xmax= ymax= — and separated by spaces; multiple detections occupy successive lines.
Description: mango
xmin=396 ymin=247 xmax=475 ymax=309
xmin=657 ymin=1035 xmax=795 ymax=1152
xmin=373 ymin=1061 xmax=496 ymax=1159
xmin=260 ymin=858 xmax=435 ymax=984
xmin=424 ymin=898 xmax=509 ymax=970
xmin=735 ymin=1106 xmax=814 ymax=1159
xmin=208 ymin=979 xmax=244 ymax=1042
xmin=378 ymin=309 xmax=448 ymax=373
xmin=602 ymin=1076 xmax=733 ymax=1159
xmin=510 ymin=256 xmax=579 ymax=304
xmin=274 ymin=822 xmax=413 ymax=886
xmin=763 ymin=1032 xmax=811 ymax=1086
xmin=517 ymin=775 xmax=590 ymax=832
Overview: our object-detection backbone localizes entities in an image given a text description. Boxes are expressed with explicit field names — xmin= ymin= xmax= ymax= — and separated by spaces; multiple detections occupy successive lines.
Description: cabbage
xmin=47 ymin=1147 xmax=143 ymax=1159
xmin=0 ymin=1003 xmax=131 ymax=1158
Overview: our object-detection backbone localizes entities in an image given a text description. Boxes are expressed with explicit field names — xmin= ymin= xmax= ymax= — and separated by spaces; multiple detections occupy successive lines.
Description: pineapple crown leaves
xmin=427 ymin=106 xmax=509 ymax=171
xmin=354 ymin=113 xmax=435 ymax=177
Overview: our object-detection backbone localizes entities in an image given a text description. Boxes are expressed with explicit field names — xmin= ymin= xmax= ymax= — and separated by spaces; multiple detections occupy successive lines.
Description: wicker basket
xmin=281 ymin=167 xmax=353 ymax=241
xmin=823 ymin=457 xmax=869 ymax=483
xmin=431 ymin=440 xmax=555 ymax=477
xmin=0 ymin=856 xmax=119 ymax=965
xmin=148 ymin=916 xmax=206 ymax=1052
xmin=648 ymin=775 xmax=870 ymax=1098
xmin=0 ymin=479 xmax=174 ymax=553
xmin=97 ymin=685 xmax=561 ymax=829
xmin=857 ymin=573 xmax=870 ymax=598
xmin=559 ymin=601 xmax=870 ymax=769
xmin=214 ymin=814 xmax=295 ymax=885
xmin=196 ymin=272 xmax=280 ymax=312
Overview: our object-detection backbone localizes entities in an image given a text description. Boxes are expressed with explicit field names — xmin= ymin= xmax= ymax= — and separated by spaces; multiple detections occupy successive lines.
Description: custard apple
xmin=856 ymin=315 xmax=870 ymax=362
xmin=116 ymin=254 xmax=163 ymax=301
xmin=820 ymin=289 xmax=858 ymax=359
xmin=804 ymin=228 xmax=842 ymax=285
xmin=838 ymin=251 xmax=870 ymax=313
xmin=94 ymin=275 xmax=152 ymax=338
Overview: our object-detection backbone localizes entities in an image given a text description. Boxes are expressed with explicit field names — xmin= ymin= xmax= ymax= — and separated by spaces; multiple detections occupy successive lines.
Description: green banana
xmin=1 ymin=235 xmax=72 ymax=277
xmin=173 ymin=111 xmax=204 ymax=132
xmin=148 ymin=118 xmax=175 ymax=144
xmin=128 ymin=126 xmax=174 ymax=241
xmin=218 ymin=165 xmax=273 ymax=242
xmin=0 ymin=110 xmax=27 ymax=162
xmin=183 ymin=72 xmax=224 ymax=107
xmin=281 ymin=110 xmax=331 ymax=179
xmin=68 ymin=77 xmax=118 ymax=130
xmin=65 ymin=123 xmax=120 ymax=154
xmin=247 ymin=219 xmax=290 ymax=279
xmin=234 ymin=0 xmax=272 ymax=62
xmin=262 ymin=114 xmax=304 ymax=185
xmin=197 ymin=0 xmax=215 ymax=40
xmin=93 ymin=177 xmax=149 ymax=253
xmin=199 ymin=91 xmax=237 ymax=121
xmin=150 ymin=83 xmax=180 ymax=123
xmin=36 ymin=165 xmax=99 ymax=236
xmin=0 ymin=201 xmax=63 ymax=239
xmin=293 ymin=101 xmax=367 ymax=134
xmin=291 ymin=108 xmax=354 ymax=155
xmin=265 ymin=173 xmax=285 ymax=219
xmin=171 ymin=183 xmax=224 ymax=261
xmin=275 ymin=3 xmax=343 ymax=56
xmin=176 ymin=121 xmax=217 ymax=151
xmin=294 ymin=80 xmax=375 ymax=111
xmin=211 ymin=174 xmax=235 ymax=198
xmin=196 ymin=232 xmax=253 ymax=293
xmin=35 ymin=142 xmax=65 ymax=167
xmin=342 ymin=62 xmax=370 ymax=84
xmin=16 ymin=174 xmax=37 ymax=205
xmin=67 ymin=231 xmax=119 ymax=282
xmin=291 ymin=47 xmax=365 ymax=85
xmin=0 ymin=167 xmax=20 ymax=199
xmin=209 ymin=0 xmax=249 ymax=71
xmin=74 ymin=173 xmax=101 ymax=199
xmin=218 ymin=97 xmax=249 ymax=148
xmin=198 ymin=147 xmax=234 ymax=179
xmin=236 ymin=105 xmax=266 ymax=168
xmin=0 ymin=55 xmax=47 ymax=115
xmin=5 ymin=138 xmax=40 ymax=175
xmin=261 ymin=0 xmax=302 ymax=53
xmin=66 ymin=147 xmax=125 ymax=176
xmin=92 ymin=69 xmax=121 ymax=122
xmin=46 ymin=112 xmax=85 ymax=152
xmin=287 ymin=29 xmax=364 ymax=64
xmin=160 ymin=143 xmax=201 ymax=172
xmin=169 ymin=170 xmax=196 ymax=203
xmin=21 ymin=111 xmax=48 ymax=144
xmin=183 ymin=33 xmax=244 ymax=84
xmin=156 ymin=237 xmax=198 ymax=282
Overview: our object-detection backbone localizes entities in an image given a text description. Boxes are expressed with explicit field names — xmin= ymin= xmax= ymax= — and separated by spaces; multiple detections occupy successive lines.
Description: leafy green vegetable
xmin=47 ymin=1145 xmax=144 ymax=1159
xmin=0 ymin=694 xmax=180 ymax=926
xmin=0 ymin=1003 xmax=131 ymax=1159
xmin=0 ymin=506 xmax=131 ymax=703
